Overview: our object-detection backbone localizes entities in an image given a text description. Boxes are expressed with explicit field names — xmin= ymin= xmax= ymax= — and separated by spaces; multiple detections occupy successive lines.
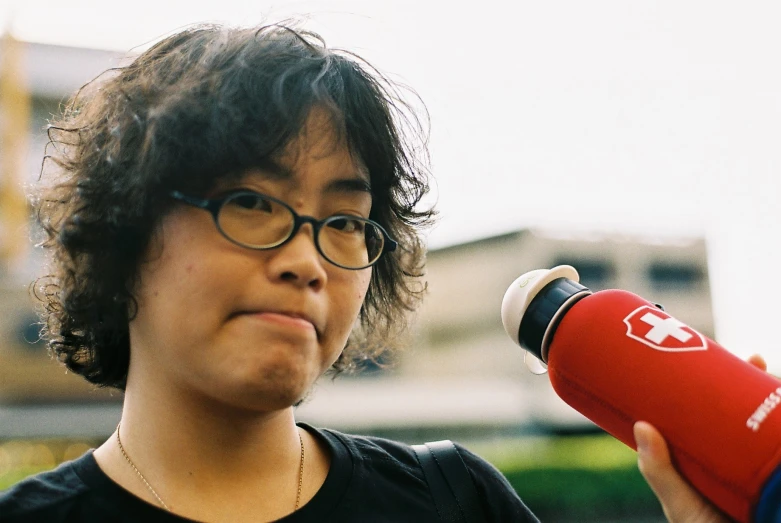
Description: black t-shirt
xmin=0 ymin=424 xmax=539 ymax=522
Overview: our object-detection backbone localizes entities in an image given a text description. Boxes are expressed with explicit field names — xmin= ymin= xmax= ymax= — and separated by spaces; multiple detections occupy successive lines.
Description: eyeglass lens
xmin=217 ymin=193 xmax=384 ymax=268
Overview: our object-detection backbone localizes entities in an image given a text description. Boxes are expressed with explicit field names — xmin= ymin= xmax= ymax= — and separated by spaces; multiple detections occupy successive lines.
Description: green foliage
xmin=0 ymin=467 xmax=51 ymax=491
xmin=470 ymin=432 xmax=664 ymax=520
xmin=505 ymin=466 xmax=663 ymax=520
xmin=0 ymin=439 xmax=96 ymax=493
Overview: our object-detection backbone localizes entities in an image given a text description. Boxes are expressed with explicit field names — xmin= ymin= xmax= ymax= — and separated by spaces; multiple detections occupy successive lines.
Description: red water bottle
xmin=501 ymin=265 xmax=781 ymax=522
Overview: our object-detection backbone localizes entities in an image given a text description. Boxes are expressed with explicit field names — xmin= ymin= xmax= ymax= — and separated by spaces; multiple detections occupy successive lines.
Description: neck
xmin=120 ymin=372 xmax=302 ymax=483
xmin=93 ymin=371 xmax=321 ymax=521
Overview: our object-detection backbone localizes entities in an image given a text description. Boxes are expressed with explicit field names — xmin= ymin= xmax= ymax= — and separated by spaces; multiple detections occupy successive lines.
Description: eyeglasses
xmin=170 ymin=190 xmax=397 ymax=270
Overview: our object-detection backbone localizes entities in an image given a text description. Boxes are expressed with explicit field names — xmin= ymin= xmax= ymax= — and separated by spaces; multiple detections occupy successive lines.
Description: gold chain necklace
xmin=115 ymin=423 xmax=305 ymax=512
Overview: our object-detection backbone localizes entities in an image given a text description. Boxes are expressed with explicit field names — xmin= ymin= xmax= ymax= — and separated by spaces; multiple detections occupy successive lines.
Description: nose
xmin=266 ymin=223 xmax=328 ymax=290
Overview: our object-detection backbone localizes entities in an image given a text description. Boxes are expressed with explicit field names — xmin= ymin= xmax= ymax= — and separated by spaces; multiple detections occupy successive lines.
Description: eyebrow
xmin=254 ymin=158 xmax=372 ymax=195
xmin=326 ymin=176 xmax=372 ymax=194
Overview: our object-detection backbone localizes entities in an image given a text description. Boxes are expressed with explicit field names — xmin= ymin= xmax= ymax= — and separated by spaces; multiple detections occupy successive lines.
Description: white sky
xmin=3 ymin=0 xmax=781 ymax=367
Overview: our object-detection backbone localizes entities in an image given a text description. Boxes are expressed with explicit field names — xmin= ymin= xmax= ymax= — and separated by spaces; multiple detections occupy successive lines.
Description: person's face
xmin=128 ymin=111 xmax=373 ymax=411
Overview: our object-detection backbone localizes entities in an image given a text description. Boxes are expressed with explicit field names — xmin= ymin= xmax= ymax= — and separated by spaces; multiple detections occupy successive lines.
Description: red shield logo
xmin=623 ymin=305 xmax=707 ymax=352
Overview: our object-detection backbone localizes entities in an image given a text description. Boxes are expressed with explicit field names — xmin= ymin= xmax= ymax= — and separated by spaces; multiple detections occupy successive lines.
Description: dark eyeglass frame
xmin=170 ymin=190 xmax=397 ymax=270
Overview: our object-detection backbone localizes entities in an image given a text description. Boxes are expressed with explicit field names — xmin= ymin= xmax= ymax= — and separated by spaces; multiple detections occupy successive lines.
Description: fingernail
xmin=634 ymin=422 xmax=649 ymax=454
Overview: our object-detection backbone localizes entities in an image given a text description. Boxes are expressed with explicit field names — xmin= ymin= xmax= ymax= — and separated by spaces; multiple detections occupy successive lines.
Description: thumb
xmin=747 ymin=354 xmax=767 ymax=372
xmin=634 ymin=421 xmax=727 ymax=522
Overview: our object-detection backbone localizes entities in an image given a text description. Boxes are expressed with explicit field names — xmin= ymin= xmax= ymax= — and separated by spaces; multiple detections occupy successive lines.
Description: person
xmin=0 ymin=21 xmax=750 ymax=523
xmin=0 ymin=22 xmax=535 ymax=522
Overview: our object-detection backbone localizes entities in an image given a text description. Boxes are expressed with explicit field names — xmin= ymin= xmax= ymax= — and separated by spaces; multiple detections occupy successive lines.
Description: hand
xmin=634 ymin=421 xmax=728 ymax=522
xmin=634 ymin=354 xmax=768 ymax=522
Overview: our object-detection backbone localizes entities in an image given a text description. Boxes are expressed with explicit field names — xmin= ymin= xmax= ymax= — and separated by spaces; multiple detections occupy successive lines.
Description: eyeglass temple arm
xmin=170 ymin=191 xmax=209 ymax=206
xmin=170 ymin=191 xmax=223 ymax=215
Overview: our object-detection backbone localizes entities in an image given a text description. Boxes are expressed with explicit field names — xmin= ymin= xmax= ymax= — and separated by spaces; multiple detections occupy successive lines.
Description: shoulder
xmin=316 ymin=427 xmax=428 ymax=484
xmin=320 ymin=428 xmax=416 ymax=461
xmin=453 ymin=444 xmax=539 ymax=518
xmin=312 ymin=427 xmax=539 ymax=522
xmin=454 ymin=443 xmax=520 ymax=490
xmin=0 ymin=454 xmax=91 ymax=520
xmin=431 ymin=441 xmax=540 ymax=522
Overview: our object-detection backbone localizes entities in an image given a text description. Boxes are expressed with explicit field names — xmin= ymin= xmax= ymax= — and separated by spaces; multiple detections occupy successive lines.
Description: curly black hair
xmin=34 ymin=22 xmax=434 ymax=390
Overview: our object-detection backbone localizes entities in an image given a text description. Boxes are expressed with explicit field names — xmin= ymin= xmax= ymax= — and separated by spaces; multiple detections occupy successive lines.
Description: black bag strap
xmin=412 ymin=440 xmax=487 ymax=523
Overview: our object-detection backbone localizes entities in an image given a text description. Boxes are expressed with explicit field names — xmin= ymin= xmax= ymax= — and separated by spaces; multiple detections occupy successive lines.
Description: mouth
xmin=231 ymin=310 xmax=319 ymax=336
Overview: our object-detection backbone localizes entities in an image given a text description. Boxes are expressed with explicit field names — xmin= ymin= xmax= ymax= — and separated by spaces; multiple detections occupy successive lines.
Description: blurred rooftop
xmin=12 ymin=40 xmax=124 ymax=99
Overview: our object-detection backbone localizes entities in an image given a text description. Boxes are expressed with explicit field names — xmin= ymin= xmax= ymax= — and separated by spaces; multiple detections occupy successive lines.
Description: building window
xmin=551 ymin=257 xmax=614 ymax=290
xmin=647 ymin=262 xmax=703 ymax=291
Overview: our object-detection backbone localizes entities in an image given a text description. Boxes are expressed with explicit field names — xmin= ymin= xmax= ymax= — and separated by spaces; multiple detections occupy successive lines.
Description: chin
xmin=227 ymin=371 xmax=317 ymax=412
xmin=200 ymin=352 xmax=329 ymax=412
xmin=203 ymin=386 xmax=305 ymax=414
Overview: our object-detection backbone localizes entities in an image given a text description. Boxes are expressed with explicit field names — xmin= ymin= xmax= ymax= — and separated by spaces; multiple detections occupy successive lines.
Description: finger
xmin=634 ymin=421 xmax=726 ymax=522
xmin=747 ymin=354 xmax=767 ymax=372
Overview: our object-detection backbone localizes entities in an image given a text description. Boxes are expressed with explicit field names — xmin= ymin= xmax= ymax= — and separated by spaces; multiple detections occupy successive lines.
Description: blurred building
xmin=0 ymin=40 xmax=714 ymax=440
xmin=408 ymin=229 xmax=712 ymax=432
xmin=297 ymin=229 xmax=713 ymax=437
xmin=0 ymin=39 xmax=125 ymax=437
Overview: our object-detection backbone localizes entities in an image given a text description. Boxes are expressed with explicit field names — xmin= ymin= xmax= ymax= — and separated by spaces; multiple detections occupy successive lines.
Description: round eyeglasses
xmin=170 ymin=190 xmax=397 ymax=270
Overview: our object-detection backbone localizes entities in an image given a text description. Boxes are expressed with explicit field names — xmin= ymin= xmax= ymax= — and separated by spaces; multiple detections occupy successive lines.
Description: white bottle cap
xmin=502 ymin=265 xmax=590 ymax=374
xmin=501 ymin=265 xmax=581 ymax=345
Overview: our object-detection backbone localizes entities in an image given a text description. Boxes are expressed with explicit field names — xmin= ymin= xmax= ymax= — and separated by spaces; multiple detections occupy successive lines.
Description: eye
xmin=327 ymin=217 xmax=366 ymax=233
xmin=228 ymin=193 xmax=273 ymax=212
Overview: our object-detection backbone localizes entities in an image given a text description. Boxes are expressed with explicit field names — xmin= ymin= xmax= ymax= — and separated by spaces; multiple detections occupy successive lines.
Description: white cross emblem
xmin=639 ymin=313 xmax=693 ymax=344
xmin=623 ymin=305 xmax=707 ymax=352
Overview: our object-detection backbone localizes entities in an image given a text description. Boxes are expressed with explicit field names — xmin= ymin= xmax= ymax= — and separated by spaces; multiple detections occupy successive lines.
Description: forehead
xmin=197 ymin=108 xmax=376 ymax=206
xmin=218 ymin=109 xmax=370 ymax=191
xmin=278 ymin=108 xmax=369 ymax=179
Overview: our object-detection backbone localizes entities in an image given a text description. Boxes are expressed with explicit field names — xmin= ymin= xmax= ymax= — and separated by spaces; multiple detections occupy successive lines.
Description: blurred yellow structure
xmin=0 ymin=39 xmax=122 ymax=415
xmin=0 ymin=30 xmax=30 ymax=271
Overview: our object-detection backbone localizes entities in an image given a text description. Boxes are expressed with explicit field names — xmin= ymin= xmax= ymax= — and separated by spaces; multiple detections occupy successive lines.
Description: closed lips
xmin=233 ymin=309 xmax=319 ymax=333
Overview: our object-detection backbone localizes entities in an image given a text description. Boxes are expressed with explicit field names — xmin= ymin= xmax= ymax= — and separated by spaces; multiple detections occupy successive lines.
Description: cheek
xmin=357 ymin=278 xmax=370 ymax=302
xmin=329 ymin=272 xmax=371 ymax=336
xmin=355 ymin=271 xmax=371 ymax=310
xmin=131 ymin=220 xmax=228 ymax=345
